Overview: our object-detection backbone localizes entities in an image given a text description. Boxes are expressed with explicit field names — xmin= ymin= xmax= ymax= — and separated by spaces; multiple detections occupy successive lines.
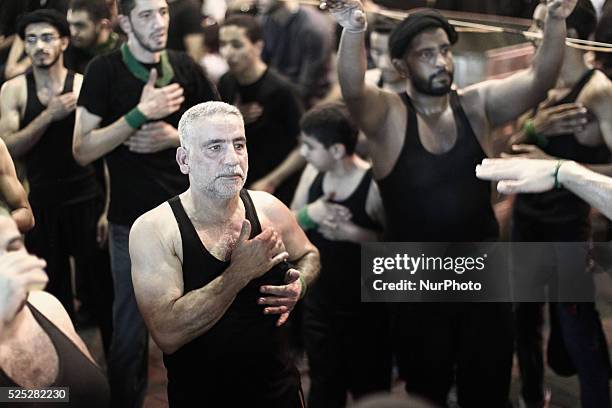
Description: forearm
xmin=509 ymin=128 xmax=530 ymax=146
xmin=152 ymin=265 xmax=249 ymax=353
xmin=347 ymin=226 xmax=381 ymax=243
xmin=262 ymin=149 xmax=306 ymax=187
xmin=3 ymin=111 xmax=53 ymax=157
xmin=338 ymin=29 xmax=368 ymax=101
xmin=584 ymin=163 xmax=612 ymax=177
xmin=532 ymin=14 xmax=566 ymax=93
xmin=11 ymin=207 xmax=34 ymax=232
xmin=292 ymin=250 xmax=319 ymax=288
xmin=558 ymin=161 xmax=612 ymax=220
xmin=74 ymin=117 xmax=135 ymax=165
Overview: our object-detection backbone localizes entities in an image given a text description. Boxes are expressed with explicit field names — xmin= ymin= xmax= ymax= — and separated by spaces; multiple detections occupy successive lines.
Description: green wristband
xmin=124 ymin=107 xmax=148 ymax=129
xmin=297 ymin=207 xmax=318 ymax=230
xmin=553 ymin=160 xmax=566 ymax=189
xmin=524 ymin=119 xmax=548 ymax=148
xmin=298 ymin=275 xmax=307 ymax=299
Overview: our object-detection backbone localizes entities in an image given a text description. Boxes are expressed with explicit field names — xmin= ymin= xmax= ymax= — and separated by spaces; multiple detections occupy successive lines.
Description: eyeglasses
xmin=24 ymin=34 xmax=60 ymax=45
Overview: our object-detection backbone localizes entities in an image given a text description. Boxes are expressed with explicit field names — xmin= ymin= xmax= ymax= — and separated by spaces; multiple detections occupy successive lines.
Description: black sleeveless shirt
xmin=164 ymin=190 xmax=302 ymax=407
xmin=377 ymin=90 xmax=499 ymax=242
xmin=22 ymin=71 xmax=99 ymax=206
xmin=0 ymin=303 xmax=110 ymax=407
xmin=514 ymin=69 xmax=610 ymax=240
xmin=306 ymin=169 xmax=380 ymax=306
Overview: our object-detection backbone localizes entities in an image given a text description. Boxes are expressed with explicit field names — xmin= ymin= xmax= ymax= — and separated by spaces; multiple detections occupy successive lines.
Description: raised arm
xmin=130 ymin=207 xmax=290 ymax=354
xmin=476 ymin=0 xmax=577 ymax=129
xmin=327 ymin=0 xmax=395 ymax=138
xmin=0 ymin=139 xmax=33 ymax=232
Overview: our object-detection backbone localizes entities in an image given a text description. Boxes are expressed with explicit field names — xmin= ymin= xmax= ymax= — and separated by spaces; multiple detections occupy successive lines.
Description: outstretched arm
xmin=476 ymin=0 xmax=577 ymax=129
xmin=476 ymin=158 xmax=612 ymax=220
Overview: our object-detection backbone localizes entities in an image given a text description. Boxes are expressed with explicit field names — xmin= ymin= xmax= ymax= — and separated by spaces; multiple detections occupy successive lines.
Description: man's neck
xmin=33 ymin=62 xmax=67 ymax=89
xmin=183 ymin=188 xmax=243 ymax=226
xmin=96 ymin=29 xmax=111 ymax=47
xmin=235 ymin=60 xmax=267 ymax=85
xmin=557 ymin=49 xmax=590 ymax=89
xmin=406 ymin=83 xmax=450 ymax=116
xmin=127 ymin=38 xmax=161 ymax=64
xmin=328 ymin=155 xmax=358 ymax=178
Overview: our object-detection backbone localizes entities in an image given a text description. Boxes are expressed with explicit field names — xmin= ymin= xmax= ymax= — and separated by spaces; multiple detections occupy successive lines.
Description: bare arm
xmin=0 ymin=78 xmax=54 ymax=158
xmin=4 ymin=37 xmax=30 ymax=80
xmin=477 ymin=0 xmax=576 ymax=129
xmin=586 ymin=85 xmax=612 ymax=150
xmin=476 ymin=158 xmax=612 ymax=220
xmin=251 ymin=148 xmax=306 ymax=193
xmin=130 ymin=206 xmax=289 ymax=354
xmin=74 ymin=69 xmax=184 ymax=165
xmin=0 ymin=139 xmax=33 ymax=232
xmin=330 ymin=0 xmax=394 ymax=138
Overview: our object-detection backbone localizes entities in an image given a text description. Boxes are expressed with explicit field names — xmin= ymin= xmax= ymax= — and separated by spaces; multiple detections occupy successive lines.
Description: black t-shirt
xmin=167 ymin=0 xmax=203 ymax=52
xmin=78 ymin=48 xmax=218 ymax=225
xmin=218 ymin=68 xmax=302 ymax=204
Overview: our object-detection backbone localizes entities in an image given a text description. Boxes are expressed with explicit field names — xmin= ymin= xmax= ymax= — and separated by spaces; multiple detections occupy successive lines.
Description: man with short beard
xmin=130 ymin=101 xmax=319 ymax=406
xmin=327 ymin=0 xmax=577 ymax=406
xmin=0 ymin=10 xmax=104 ymax=327
xmin=65 ymin=0 xmax=123 ymax=74
xmin=73 ymin=0 xmax=218 ymax=406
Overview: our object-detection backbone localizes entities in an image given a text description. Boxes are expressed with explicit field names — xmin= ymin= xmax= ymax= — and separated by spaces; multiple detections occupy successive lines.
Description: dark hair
xmin=221 ymin=14 xmax=262 ymax=43
xmin=17 ymin=9 xmax=71 ymax=40
xmin=371 ymin=15 xmax=397 ymax=35
xmin=70 ymin=0 xmax=112 ymax=22
xmin=300 ymin=103 xmax=358 ymax=155
xmin=566 ymin=0 xmax=597 ymax=40
xmin=388 ymin=9 xmax=458 ymax=60
xmin=117 ymin=0 xmax=137 ymax=16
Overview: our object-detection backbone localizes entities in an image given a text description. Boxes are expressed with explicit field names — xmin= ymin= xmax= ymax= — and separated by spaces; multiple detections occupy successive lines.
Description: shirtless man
xmin=0 ymin=210 xmax=109 ymax=407
xmin=129 ymin=101 xmax=319 ymax=406
xmin=0 ymin=139 xmax=33 ymax=233
xmin=326 ymin=0 xmax=577 ymax=405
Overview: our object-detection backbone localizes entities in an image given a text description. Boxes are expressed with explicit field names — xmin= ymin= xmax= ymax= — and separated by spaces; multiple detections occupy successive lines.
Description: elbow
xmin=73 ymin=144 xmax=93 ymax=166
xmin=151 ymin=330 xmax=182 ymax=355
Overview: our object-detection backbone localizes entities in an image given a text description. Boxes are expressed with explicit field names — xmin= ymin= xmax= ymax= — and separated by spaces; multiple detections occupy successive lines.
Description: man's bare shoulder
xmin=248 ymin=190 xmax=293 ymax=226
xmin=0 ymin=75 xmax=26 ymax=104
xmin=582 ymin=70 xmax=612 ymax=105
xmin=131 ymin=202 xmax=179 ymax=251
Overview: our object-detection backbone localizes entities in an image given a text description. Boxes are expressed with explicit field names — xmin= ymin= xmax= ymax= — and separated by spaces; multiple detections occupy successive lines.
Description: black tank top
xmin=306 ymin=169 xmax=379 ymax=306
xmin=164 ymin=190 xmax=302 ymax=407
xmin=0 ymin=303 xmax=110 ymax=407
xmin=513 ymin=69 xmax=610 ymax=240
xmin=22 ymin=71 xmax=99 ymax=206
xmin=377 ymin=90 xmax=499 ymax=242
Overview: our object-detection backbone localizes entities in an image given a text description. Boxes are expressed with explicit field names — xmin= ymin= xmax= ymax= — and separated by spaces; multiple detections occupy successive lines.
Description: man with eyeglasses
xmin=72 ymin=0 xmax=218 ymax=406
xmin=327 ymin=0 xmax=578 ymax=406
xmin=0 ymin=10 xmax=104 ymax=335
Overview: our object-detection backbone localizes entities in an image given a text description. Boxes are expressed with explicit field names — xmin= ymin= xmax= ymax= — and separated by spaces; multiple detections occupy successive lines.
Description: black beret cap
xmin=389 ymin=9 xmax=458 ymax=60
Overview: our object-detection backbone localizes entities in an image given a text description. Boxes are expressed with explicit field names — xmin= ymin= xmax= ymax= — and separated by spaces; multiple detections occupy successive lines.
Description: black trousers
xmin=303 ymin=299 xmax=392 ymax=408
xmin=26 ymin=197 xmax=114 ymax=355
xmin=392 ymin=302 xmax=514 ymax=408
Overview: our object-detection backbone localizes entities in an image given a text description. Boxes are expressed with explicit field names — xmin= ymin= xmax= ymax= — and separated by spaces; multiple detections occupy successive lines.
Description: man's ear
xmin=176 ymin=146 xmax=189 ymax=174
xmin=98 ymin=18 xmax=112 ymax=32
xmin=391 ymin=58 xmax=409 ymax=78
xmin=330 ymin=143 xmax=346 ymax=160
xmin=117 ymin=14 xmax=131 ymax=35
xmin=60 ymin=36 xmax=69 ymax=52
